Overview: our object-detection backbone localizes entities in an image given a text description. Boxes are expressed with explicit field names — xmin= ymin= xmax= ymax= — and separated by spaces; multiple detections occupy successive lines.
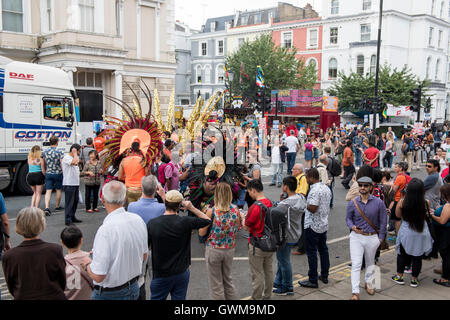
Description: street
xmin=0 ymin=154 xmax=429 ymax=300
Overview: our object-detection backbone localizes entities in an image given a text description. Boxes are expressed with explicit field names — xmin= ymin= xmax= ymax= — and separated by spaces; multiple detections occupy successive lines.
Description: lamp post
xmin=373 ymin=0 xmax=383 ymax=132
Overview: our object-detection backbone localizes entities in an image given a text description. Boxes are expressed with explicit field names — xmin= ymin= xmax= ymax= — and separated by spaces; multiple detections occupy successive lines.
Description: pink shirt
xmin=64 ymin=250 xmax=94 ymax=300
xmin=164 ymin=161 xmax=180 ymax=191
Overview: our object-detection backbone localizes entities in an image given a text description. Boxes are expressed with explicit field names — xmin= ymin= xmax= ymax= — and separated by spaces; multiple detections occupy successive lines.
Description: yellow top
xmin=296 ymin=173 xmax=309 ymax=196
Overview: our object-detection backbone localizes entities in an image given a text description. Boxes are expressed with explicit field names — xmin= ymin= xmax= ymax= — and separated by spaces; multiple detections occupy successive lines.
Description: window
xmin=360 ymin=24 xmax=371 ymax=41
xmin=440 ymin=1 xmax=445 ymax=17
xmin=282 ymin=32 xmax=292 ymax=48
xmin=432 ymin=0 xmax=436 ymax=15
xmin=331 ymin=0 xmax=339 ymax=14
xmin=196 ymin=65 xmax=202 ymax=83
xmin=435 ymin=59 xmax=440 ymax=80
xmin=201 ymin=42 xmax=207 ymax=56
xmin=254 ymin=13 xmax=262 ymax=24
xmin=363 ymin=0 xmax=371 ymax=10
xmin=370 ymin=55 xmax=377 ymax=75
xmin=438 ymin=30 xmax=443 ymax=47
xmin=308 ymin=59 xmax=317 ymax=76
xmin=448 ymin=62 xmax=450 ymax=82
xmin=46 ymin=0 xmax=52 ymax=31
xmin=330 ymin=27 xmax=338 ymax=44
xmin=241 ymin=14 xmax=249 ymax=25
xmin=205 ymin=92 xmax=210 ymax=100
xmin=205 ymin=66 xmax=211 ymax=83
xmin=43 ymin=97 xmax=73 ymax=122
xmin=217 ymin=40 xmax=224 ymax=55
xmin=426 ymin=57 xmax=431 ymax=79
xmin=308 ymin=29 xmax=318 ymax=48
xmin=429 ymin=27 xmax=434 ymax=46
xmin=210 ymin=21 xmax=216 ymax=32
xmin=238 ymin=38 xmax=245 ymax=48
xmin=115 ymin=0 xmax=121 ymax=35
xmin=73 ymin=71 xmax=103 ymax=88
xmin=79 ymin=0 xmax=94 ymax=32
xmin=217 ymin=65 xmax=225 ymax=84
xmin=356 ymin=55 xmax=365 ymax=75
xmin=2 ymin=0 xmax=23 ymax=32
xmin=329 ymin=58 xmax=338 ymax=79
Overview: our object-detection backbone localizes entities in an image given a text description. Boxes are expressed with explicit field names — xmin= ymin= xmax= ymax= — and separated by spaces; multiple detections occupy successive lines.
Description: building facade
xmin=175 ymin=21 xmax=196 ymax=106
xmin=0 ymin=0 xmax=176 ymax=141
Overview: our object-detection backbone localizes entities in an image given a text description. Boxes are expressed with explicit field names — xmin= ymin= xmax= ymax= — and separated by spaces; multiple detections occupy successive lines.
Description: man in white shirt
xmin=270 ymin=133 xmax=288 ymax=187
xmin=62 ymin=144 xmax=82 ymax=226
xmin=285 ymin=130 xmax=300 ymax=175
xmin=83 ymin=181 xmax=148 ymax=300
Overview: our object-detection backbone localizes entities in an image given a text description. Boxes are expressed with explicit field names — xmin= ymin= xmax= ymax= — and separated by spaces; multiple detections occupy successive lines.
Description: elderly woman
xmin=1 ymin=207 xmax=67 ymax=300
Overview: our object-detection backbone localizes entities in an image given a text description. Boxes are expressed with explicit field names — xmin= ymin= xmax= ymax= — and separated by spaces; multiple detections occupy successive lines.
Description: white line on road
xmin=326 ymin=235 xmax=349 ymax=245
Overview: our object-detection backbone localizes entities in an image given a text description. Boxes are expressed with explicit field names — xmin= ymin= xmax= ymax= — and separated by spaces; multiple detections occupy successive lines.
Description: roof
xmin=202 ymin=15 xmax=235 ymax=33
xmin=235 ymin=7 xmax=278 ymax=27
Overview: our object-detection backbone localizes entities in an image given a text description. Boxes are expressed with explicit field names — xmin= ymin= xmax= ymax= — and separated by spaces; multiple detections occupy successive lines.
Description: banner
xmin=385 ymin=104 xmax=414 ymax=117
xmin=322 ymin=96 xmax=338 ymax=112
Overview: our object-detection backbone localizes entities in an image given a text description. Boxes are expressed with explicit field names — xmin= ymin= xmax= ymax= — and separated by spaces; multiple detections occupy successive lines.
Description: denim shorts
xmin=45 ymin=173 xmax=63 ymax=190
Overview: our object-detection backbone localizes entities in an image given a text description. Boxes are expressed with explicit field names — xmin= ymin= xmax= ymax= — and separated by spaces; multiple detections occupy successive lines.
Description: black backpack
xmin=328 ymin=156 xmax=342 ymax=177
xmin=250 ymin=201 xmax=287 ymax=253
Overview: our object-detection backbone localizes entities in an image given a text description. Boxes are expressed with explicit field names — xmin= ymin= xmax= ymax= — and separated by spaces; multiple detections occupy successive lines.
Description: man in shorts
xmin=42 ymin=135 xmax=64 ymax=216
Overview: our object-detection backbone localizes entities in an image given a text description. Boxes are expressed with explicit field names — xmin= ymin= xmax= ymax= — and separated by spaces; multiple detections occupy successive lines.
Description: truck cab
xmin=0 ymin=56 xmax=79 ymax=195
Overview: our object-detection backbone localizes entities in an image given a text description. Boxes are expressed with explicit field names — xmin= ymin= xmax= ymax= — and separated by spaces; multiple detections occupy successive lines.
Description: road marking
xmin=326 ymin=235 xmax=349 ymax=245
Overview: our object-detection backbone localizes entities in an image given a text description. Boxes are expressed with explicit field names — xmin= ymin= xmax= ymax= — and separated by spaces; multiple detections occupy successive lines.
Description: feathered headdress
xmin=102 ymin=80 xmax=163 ymax=170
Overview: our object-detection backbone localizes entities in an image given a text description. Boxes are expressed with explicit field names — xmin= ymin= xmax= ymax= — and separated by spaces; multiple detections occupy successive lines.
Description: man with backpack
xmin=273 ymin=176 xmax=306 ymax=296
xmin=242 ymin=179 xmax=274 ymax=300
xmin=324 ymin=146 xmax=341 ymax=208
xmin=298 ymin=168 xmax=332 ymax=289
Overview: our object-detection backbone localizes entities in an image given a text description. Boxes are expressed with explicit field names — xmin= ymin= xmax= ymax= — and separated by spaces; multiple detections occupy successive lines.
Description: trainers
xmin=55 ymin=206 xmax=64 ymax=211
xmin=273 ymin=288 xmax=294 ymax=296
xmin=404 ymin=267 xmax=412 ymax=274
xmin=391 ymin=275 xmax=405 ymax=285
xmin=44 ymin=208 xmax=51 ymax=216
xmin=410 ymin=279 xmax=419 ymax=288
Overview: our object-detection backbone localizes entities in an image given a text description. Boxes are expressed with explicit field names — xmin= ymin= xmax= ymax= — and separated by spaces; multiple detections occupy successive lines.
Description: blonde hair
xmin=214 ymin=182 xmax=232 ymax=212
xmin=387 ymin=132 xmax=395 ymax=143
xmin=28 ymin=145 xmax=41 ymax=160
xmin=15 ymin=207 xmax=46 ymax=238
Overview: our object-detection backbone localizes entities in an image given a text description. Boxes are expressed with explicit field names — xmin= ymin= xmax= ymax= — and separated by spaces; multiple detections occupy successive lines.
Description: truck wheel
xmin=16 ymin=164 xmax=33 ymax=196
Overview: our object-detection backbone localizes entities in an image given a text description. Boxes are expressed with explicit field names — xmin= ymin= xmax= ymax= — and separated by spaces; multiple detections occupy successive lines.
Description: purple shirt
xmin=164 ymin=161 xmax=180 ymax=191
xmin=346 ymin=195 xmax=387 ymax=241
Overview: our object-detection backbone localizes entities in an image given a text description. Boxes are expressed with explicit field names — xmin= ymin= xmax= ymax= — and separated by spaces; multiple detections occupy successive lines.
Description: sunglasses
xmin=426 ymin=165 xmax=434 ymax=168
xmin=358 ymin=183 xmax=371 ymax=188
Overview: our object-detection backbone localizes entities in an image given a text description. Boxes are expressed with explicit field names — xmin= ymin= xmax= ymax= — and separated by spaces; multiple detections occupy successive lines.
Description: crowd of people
xmin=0 ymin=120 xmax=449 ymax=301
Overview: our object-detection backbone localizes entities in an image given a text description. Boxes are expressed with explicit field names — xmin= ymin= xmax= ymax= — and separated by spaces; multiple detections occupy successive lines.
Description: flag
xmin=256 ymin=65 xmax=265 ymax=88
xmin=223 ymin=65 xmax=229 ymax=79
xmin=382 ymin=107 xmax=387 ymax=119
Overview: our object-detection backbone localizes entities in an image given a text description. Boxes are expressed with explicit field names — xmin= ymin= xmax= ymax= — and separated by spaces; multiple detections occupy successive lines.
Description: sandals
xmin=350 ymin=293 xmax=360 ymax=300
xmin=433 ymin=279 xmax=450 ymax=287
xmin=365 ymin=283 xmax=375 ymax=295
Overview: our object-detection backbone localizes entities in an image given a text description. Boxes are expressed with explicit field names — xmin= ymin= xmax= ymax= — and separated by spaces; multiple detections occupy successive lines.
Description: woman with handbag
xmin=199 ymin=182 xmax=242 ymax=300
xmin=391 ymin=178 xmax=434 ymax=287
xmin=346 ymin=176 xmax=387 ymax=300
xmin=428 ymin=184 xmax=450 ymax=287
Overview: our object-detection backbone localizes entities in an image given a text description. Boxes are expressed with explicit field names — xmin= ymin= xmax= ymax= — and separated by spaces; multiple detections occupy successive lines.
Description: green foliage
xmin=226 ymin=33 xmax=317 ymax=96
xmin=327 ymin=64 xmax=431 ymax=112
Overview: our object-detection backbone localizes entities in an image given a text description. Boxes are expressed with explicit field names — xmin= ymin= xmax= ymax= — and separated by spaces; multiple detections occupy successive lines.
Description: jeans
xmin=64 ymin=185 xmax=79 ymax=225
xmin=91 ymin=281 xmax=139 ymax=300
xmin=354 ymin=149 xmax=362 ymax=167
xmin=305 ymin=227 xmax=330 ymax=284
xmin=383 ymin=152 xmax=393 ymax=168
xmin=85 ymin=184 xmax=100 ymax=210
xmin=274 ymin=244 xmax=293 ymax=291
xmin=342 ymin=165 xmax=355 ymax=188
xmin=286 ymin=152 xmax=296 ymax=175
xmin=397 ymin=244 xmax=422 ymax=278
xmin=271 ymin=163 xmax=283 ymax=185
xmin=150 ymin=269 xmax=190 ymax=300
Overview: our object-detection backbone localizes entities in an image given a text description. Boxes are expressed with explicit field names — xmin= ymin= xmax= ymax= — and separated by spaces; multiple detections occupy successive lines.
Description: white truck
xmin=0 ymin=56 xmax=79 ymax=195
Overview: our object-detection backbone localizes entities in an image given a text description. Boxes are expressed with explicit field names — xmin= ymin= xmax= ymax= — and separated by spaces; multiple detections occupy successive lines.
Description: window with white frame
xmin=363 ymin=0 xmax=372 ymax=10
xmin=2 ymin=0 xmax=24 ymax=32
xmin=360 ymin=24 xmax=371 ymax=41
xmin=435 ymin=59 xmax=440 ymax=80
xmin=254 ymin=13 xmax=262 ymax=24
xmin=308 ymin=29 xmax=318 ymax=48
xmin=217 ymin=65 xmax=225 ymax=84
xmin=432 ymin=0 xmax=436 ymax=15
xmin=46 ymin=0 xmax=52 ymax=31
xmin=115 ymin=0 xmax=121 ymax=36
xmin=217 ymin=40 xmax=224 ymax=55
xmin=79 ymin=0 xmax=95 ymax=32
xmin=210 ymin=21 xmax=216 ymax=32
xmin=438 ymin=30 xmax=443 ymax=48
xmin=330 ymin=27 xmax=338 ymax=44
xmin=282 ymin=32 xmax=292 ymax=48
xmin=370 ymin=55 xmax=376 ymax=75
xmin=205 ymin=66 xmax=211 ymax=83
xmin=426 ymin=57 xmax=431 ymax=79
xmin=356 ymin=55 xmax=365 ymax=75
xmin=331 ymin=0 xmax=339 ymax=14
xmin=307 ymin=58 xmax=317 ymax=76
xmin=196 ymin=65 xmax=202 ymax=83
xmin=329 ymin=58 xmax=338 ymax=79
xmin=440 ymin=1 xmax=445 ymax=17
xmin=241 ymin=14 xmax=249 ymax=25
xmin=201 ymin=42 xmax=207 ymax=56
xmin=73 ymin=71 xmax=103 ymax=88
xmin=429 ymin=27 xmax=434 ymax=46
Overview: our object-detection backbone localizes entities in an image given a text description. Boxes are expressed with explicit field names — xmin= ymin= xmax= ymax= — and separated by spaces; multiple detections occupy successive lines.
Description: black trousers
xmin=440 ymin=245 xmax=450 ymax=280
xmin=85 ymin=185 xmax=100 ymax=210
xmin=342 ymin=165 xmax=355 ymax=188
xmin=397 ymin=244 xmax=422 ymax=278
xmin=64 ymin=186 xmax=79 ymax=225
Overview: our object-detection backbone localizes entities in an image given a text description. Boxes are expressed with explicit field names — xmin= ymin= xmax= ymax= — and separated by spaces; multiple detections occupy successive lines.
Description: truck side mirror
xmin=66 ymin=122 xmax=73 ymax=128
xmin=68 ymin=104 xmax=74 ymax=114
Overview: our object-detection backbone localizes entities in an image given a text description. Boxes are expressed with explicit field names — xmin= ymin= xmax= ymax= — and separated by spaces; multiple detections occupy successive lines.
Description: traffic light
xmin=425 ymin=97 xmax=431 ymax=113
xmin=255 ymin=90 xmax=263 ymax=110
xmin=410 ymin=86 xmax=422 ymax=112
xmin=264 ymin=95 xmax=272 ymax=113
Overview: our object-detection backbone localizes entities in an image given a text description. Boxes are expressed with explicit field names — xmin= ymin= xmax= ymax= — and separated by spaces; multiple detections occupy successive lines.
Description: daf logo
xmin=9 ymin=72 xmax=34 ymax=81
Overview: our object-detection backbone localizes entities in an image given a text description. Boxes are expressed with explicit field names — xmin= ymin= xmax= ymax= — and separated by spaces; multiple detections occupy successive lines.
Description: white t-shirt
xmin=285 ymin=136 xmax=298 ymax=153
xmin=90 ymin=207 xmax=148 ymax=288
xmin=271 ymin=145 xmax=281 ymax=164
xmin=62 ymin=154 xmax=80 ymax=186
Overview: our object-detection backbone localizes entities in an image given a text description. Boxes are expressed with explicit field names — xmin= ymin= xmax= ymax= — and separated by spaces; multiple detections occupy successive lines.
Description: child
xmin=60 ymin=226 xmax=94 ymax=300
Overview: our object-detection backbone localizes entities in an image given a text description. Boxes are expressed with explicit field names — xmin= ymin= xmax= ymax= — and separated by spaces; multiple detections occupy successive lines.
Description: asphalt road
xmin=0 ymin=153 xmax=429 ymax=300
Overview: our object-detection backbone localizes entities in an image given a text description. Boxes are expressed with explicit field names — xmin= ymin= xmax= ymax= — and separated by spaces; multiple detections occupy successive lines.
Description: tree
xmin=327 ymin=64 xmax=431 ymax=112
xmin=226 ymin=33 xmax=317 ymax=97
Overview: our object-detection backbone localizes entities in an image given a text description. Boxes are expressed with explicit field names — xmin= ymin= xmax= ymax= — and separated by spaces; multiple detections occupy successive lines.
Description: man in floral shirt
xmin=42 ymin=135 xmax=64 ymax=216
xmin=298 ymin=168 xmax=332 ymax=289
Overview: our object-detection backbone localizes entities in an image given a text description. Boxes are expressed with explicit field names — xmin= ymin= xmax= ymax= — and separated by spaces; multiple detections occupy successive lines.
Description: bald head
xmin=319 ymin=155 xmax=328 ymax=165
xmin=292 ymin=163 xmax=304 ymax=177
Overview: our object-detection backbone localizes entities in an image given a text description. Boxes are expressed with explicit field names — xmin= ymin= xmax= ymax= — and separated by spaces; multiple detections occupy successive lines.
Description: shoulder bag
xmin=352 ymin=199 xmax=390 ymax=251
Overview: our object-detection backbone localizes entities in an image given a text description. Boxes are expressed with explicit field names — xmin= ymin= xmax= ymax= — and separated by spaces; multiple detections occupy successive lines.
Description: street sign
xmin=425 ymin=113 xmax=431 ymax=120
xmin=273 ymin=120 xmax=279 ymax=130
xmin=364 ymin=114 xmax=369 ymax=123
